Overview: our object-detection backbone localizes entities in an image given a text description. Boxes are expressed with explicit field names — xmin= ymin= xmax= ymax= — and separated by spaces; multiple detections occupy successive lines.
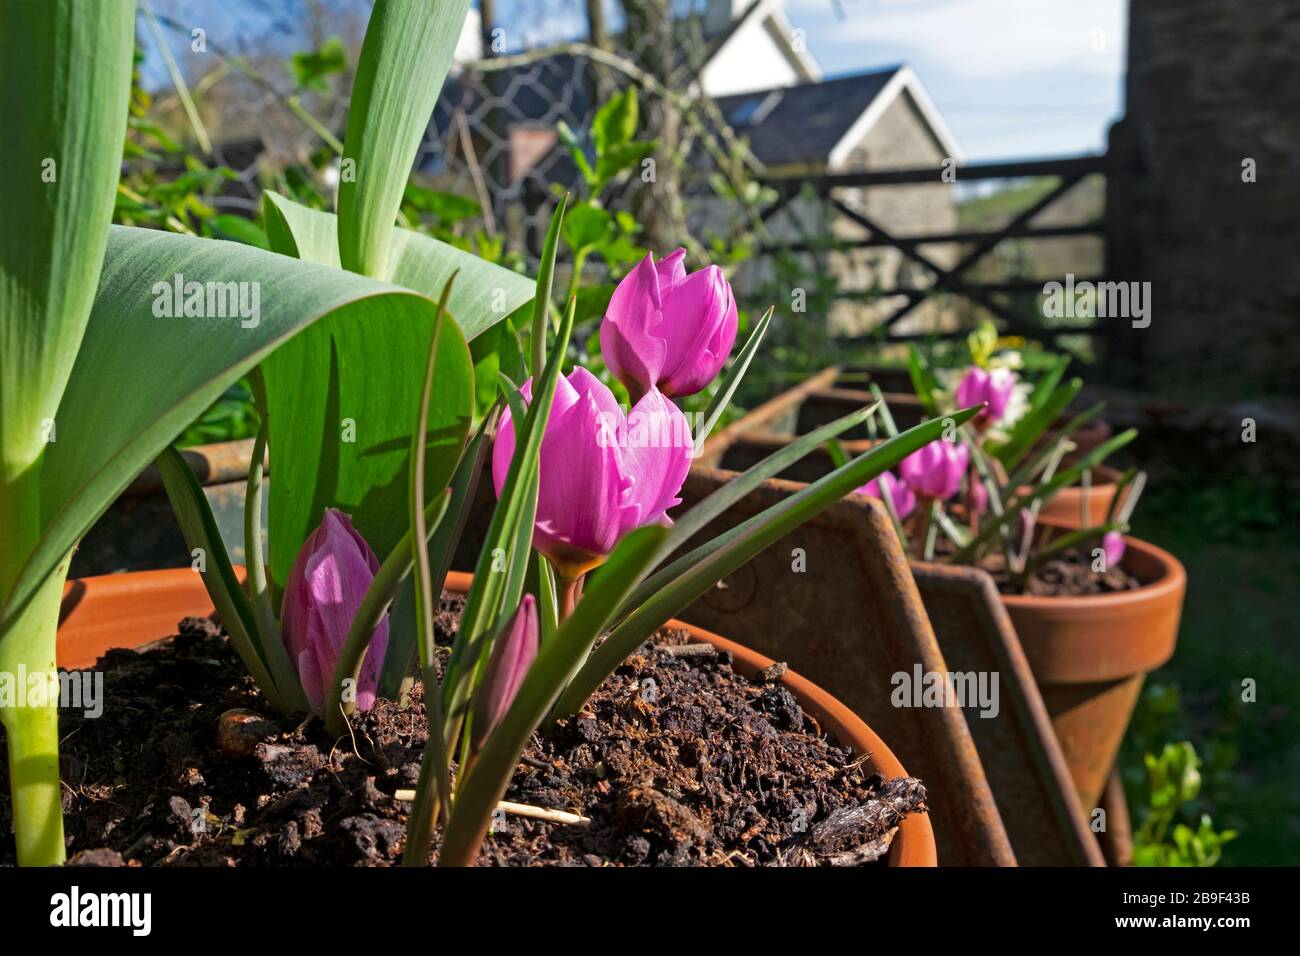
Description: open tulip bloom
xmin=1 ymin=0 xmax=980 ymax=868
xmin=865 ymin=345 xmax=1148 ymax=582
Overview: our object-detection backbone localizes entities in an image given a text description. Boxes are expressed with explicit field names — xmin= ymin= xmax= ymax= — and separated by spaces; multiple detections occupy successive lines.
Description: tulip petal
xmin=621 ymin=388 xmax=693 ymax=525
xmin=600 ymin=252 xmax=667 ymax=393
xmin=658 ymin=265 xmax=738 ymax=396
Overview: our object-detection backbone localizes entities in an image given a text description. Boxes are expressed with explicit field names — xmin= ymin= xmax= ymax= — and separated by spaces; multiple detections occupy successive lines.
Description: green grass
xmin=1121 ymin=471 xmax=1300 ymax=865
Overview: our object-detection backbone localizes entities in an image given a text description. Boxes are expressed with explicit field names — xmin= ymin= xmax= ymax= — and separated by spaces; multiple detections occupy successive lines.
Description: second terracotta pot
xmin=1000 ymin=527 xmax=1185 ymax=810
xmin=1024 ymin=464 xmax=1124 ymax=529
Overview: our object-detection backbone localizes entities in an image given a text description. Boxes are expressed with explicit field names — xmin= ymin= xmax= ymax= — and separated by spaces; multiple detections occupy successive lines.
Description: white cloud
xmin=785 ymin=0 xmax=1125 ymax=78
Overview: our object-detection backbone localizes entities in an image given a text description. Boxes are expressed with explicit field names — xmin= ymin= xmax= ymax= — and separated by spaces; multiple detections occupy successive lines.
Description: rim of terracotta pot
xmin=999 ymin=521 xmax=1186 ymax=684
xmin=57 ymin=567 xmax=937 ymax=868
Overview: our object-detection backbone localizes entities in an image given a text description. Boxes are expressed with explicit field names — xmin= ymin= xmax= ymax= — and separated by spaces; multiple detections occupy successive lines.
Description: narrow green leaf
xmin=440 ymin=285 xmax=576 ymax=735
xmin=379 ymin=413 xmax=494 ymax=696
xmin=951 ymin=427 xmax=1138 ymax=563
xmin=907 ymin=344 xmax=941 ymax=416
xmin=619 ymin=402 xmax=879 ymax=615
xmin=403 ymin=274 xmax=456 ymax=861
xmin=530 ymin=196 xmax=567 ymax=377
xmin=694 ymin=306 xmax=773 ymax=451
xmin=155 ymin=446 xmax=289 ymax=713
xmin=439 ymin=526 xmax=666 ymax=866
xmin=992 ymin=377 xmax=1082 ymax=470
xmin=1006 ymin=400 xmax=1104 ymax=489
xmin=562 ymin=406 xmax=982 ymax=718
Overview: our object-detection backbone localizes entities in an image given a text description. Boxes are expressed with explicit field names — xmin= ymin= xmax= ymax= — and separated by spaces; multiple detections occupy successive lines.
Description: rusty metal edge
xmin=698 ymin=365 xmax=841 ymax=464
xmin=910 ymin=560 xmax=1107 ymax=867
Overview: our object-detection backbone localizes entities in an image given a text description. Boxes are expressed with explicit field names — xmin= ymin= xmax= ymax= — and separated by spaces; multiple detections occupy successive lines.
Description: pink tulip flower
xmin=1103 ymin=530 xmax=1126 ymax=568
xmin=857 ymin=470 xmax=916 ymax=520
xmin=492 ymin=367 xmax=693 ymax=578
xmin=281 ymin=509 xmax=387 ymax=714
xmin=955 ymin=366 xmax=1016 ymax=426
xmin=600 ymin=248 xmax=738 ymax=400
xmin=899 ymin=439 xmax=969 ymax=501
xmin=471 ymin=595 xmax=540 ymax=751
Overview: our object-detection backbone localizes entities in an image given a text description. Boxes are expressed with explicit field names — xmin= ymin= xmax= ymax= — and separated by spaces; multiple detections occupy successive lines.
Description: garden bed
xmin=3 ymin=593 xmax=926 ymax=867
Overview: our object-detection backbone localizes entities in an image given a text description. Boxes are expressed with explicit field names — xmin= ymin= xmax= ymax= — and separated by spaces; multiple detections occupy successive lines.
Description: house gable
xmin=700 ymin=0 xmax=821 ymax=97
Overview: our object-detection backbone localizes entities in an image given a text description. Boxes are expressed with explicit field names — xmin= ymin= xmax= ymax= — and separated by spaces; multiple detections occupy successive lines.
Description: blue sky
xmin=150 ymin=0 xmax=1127 ymax=161
xmin=781 ymin=0 xmax=1126 ymax=160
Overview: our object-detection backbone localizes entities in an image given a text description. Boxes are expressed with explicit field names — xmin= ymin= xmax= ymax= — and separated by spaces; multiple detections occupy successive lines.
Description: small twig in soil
xmin=391 ymin=792 xmax=591 ymax=827
xmin=653 ymin=643 xmax=718 ymax=659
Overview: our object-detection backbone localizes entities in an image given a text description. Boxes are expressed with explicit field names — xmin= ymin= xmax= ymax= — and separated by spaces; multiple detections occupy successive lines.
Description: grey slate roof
xmin=714 ymin=67 xmax=902 ymax=168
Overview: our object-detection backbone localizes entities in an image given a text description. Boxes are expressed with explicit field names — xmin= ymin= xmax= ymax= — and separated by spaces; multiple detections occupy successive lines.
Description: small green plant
xmin=1133 ymin=741 xmax=1237 ymax=866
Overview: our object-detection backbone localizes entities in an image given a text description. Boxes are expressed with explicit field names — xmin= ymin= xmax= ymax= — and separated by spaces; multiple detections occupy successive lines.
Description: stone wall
xmin=1110 ymin=0 xmax=1300 ymax=397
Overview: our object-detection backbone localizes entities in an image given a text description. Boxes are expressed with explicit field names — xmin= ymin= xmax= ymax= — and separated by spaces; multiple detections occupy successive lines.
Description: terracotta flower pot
xmin=1000 ymin=527 xmax=1186 ymax=810
xmin=1024 ymin=463 xmax=1125 ymax=529
xmin=56 ymin=567 xmax=937 ymax=867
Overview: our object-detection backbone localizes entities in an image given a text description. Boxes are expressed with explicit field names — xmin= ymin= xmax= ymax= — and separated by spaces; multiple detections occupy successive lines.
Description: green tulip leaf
xmin=337 ymin=0 xmax=472 ymax=279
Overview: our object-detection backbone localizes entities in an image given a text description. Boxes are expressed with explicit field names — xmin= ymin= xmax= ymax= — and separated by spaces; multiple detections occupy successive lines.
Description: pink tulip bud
xmin=970 ymin=476 xmax=988 ymax=515
xmin=899 ymin=439 xmax=969 ymax=501
xmin=281 ymin=509 xmax=387 ymax=714
xmin=600 ymin=249 xmax=738 ymax=399
xmin=492 ymin=367 xmax=693 ymax=578
xmin=471 ymin=595 xmax=539 ymax=751
xmin=856 ymin=470 xmax=916 ymax=520
xmin=955 ymin=366 xmax=1016 ymax=425
xmin=1103 ymin=530 xmax=1126 ymax=568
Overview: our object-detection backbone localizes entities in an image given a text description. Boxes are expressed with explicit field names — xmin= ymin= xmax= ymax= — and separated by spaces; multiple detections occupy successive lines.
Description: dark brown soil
xmin=984 ymin=546 xmax=1145 ymax=597
xmin=0 ymin=593 xmax=925 ymax=867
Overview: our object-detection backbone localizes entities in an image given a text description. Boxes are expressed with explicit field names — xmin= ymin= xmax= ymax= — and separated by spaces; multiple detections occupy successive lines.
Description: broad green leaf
xmin=440 ymin=525 xmax=666 ymax=866
xmin=0 ymin=0 xmax=134 ymax=590
xmin=403 ymin=184 xmax=481 ymax=224
xmin=337 ymin=0 xmax=472 ymax=278
xmin=260 ymin=191 xmax=534 ymax=586
xmin=290 ymin=36 xmax=347 ymax=93
xmin=470 ymin=317 xmax=524 ymax=414
xmin=561 ymin=406 xmax=983 ymax=718
xmin=563 ymin=204 xmax=612 ymax=252
xmin=592 ymin=86 xmax=638 ymax=154
xmin=209 ymin=214 xmax=270 ymax=249
xmin=594 ymin=141 xmax=657 ymax=188
xmin=259 ymin=293 xmax=473 ymax=590
xmin=2 ymin=226 xmax=460 ymax=633
xmin=263 ymin=192 xmax=533 ymax=340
